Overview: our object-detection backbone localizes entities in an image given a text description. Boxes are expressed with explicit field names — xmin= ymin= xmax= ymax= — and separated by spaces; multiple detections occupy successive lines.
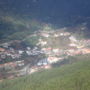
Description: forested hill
xmin=0 ymin=0 xmax=90 ymax=24
xmin=0 ymin=0 xmax=90 ymax=41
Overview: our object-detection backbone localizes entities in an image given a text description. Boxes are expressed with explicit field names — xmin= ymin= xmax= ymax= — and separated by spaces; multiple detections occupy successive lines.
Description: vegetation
xmin=0 ymin=15 xmax=42 ymax=42
xmin=0 ymin=55 xmax=90 ymax=90
xmin=24 ymin=36 xmax=40 ymax=47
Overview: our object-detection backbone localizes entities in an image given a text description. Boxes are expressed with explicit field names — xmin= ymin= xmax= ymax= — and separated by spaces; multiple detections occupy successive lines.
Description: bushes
xmin=0 ymin=59 xmax=90 ymax=90
xmin=25 ymin=36 xmax=39 ymax=47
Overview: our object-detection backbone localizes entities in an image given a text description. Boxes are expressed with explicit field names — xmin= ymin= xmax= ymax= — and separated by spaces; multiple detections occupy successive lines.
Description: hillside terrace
xmin=0 ymin=30 xmax=90 ymax=79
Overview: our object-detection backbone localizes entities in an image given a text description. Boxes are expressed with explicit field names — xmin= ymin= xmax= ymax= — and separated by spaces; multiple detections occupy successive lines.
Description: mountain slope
xmin=0 ymin=55 xmax=90 ymax=90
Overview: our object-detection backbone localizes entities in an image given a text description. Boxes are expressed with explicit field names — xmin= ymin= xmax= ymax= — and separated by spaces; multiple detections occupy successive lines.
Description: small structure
xmin=40 ymin=41 xmax=47 ymax=46
xmin=18 ymin=50 xmax=24 ymax=54
xmin=47 ymin=56 xmax=60 ymax=64
xmin=44 ymin=65 xmax=52 ymax=69
xmin=82 ymin=48 xmax=90 ymax=54
xmin=69 ymin=36 xmax=77 ymax=42
xmin=0 ymin=48 xmax=5 ymax=52
xmin=41 ymin=33 xmax=50 ymax=37
xmin=54 ymin=34 xmax=59 ymax=37
xmin=30 ymin=66 xmax=39 ymax=74
xmin=60 ymin=33 xmax=64 ymax=36
xmin=52 ymin=48 xmax=59 ymax=53
xmin=69 ymin=43 xmax=77 ymax=47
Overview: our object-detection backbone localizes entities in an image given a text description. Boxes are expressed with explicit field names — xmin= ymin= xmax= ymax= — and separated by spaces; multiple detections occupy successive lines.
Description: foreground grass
xmin=0 ymin=56 xmax=90 ymax=90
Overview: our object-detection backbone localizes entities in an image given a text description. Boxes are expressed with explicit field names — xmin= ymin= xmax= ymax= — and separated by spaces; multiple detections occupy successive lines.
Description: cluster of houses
xmin=39 ymin=29 xmax=71 ymax=38
xmin=0 ymin=45 xmax=45 ymax=62
xmin=0 ymin=29 xmax=90 ymax=80
xmin=36 ymin=30 xmax=90 ymax=63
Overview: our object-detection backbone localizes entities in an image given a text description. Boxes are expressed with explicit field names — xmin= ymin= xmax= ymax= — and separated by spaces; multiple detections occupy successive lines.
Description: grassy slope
xmin=0 ymin=55 xmax=90 ymax=90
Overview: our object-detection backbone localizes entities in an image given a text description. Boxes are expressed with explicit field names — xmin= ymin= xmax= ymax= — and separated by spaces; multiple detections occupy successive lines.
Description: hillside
xmin=0 ymin=12 xmax=90 ymax=42
xmin=0 ymin=1 xmax=90 ymax=90
xmin=0 ymin=14 xmax=42 ymax=42
xmin=0 ymin=55 xmax=90 ymax=90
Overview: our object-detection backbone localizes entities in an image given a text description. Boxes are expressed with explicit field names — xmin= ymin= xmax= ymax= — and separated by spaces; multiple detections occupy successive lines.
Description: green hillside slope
xmin=0 ymin=55 xmax=90 ymax=90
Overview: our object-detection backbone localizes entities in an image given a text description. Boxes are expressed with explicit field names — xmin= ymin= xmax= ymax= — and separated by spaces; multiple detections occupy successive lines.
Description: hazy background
xmin=0 ymin=0 xmax=90 ymax=26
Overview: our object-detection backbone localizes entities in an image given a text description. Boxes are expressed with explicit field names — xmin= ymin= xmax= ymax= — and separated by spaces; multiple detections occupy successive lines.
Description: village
xmin=0 ymin=29 xmax=90 ymax=80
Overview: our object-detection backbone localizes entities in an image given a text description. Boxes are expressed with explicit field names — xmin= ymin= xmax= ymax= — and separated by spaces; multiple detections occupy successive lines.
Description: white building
xmin=18 ymin=50 xmax=24 ymax=54
xmin=40 ymin=41 xmax=47 ymax=46
xmin=54 ymin=34 xmax=59 ymax=37
xmin=26 ymin=51 xmax=32 ymax=55
xmin=52 ymin=48 xmax=59 ymax=53
xmin=30 ymin=66 xmax=38 ymax=74
xmin=60 ymin=33 xmax=64 ymax=36
xmin=69 ymin=43 xmax=77 ymax=47
xmin=69 ymin=36 xmax=77 ymax=42
xmin=41 ymin=33 xmax=50 ymax=37
xmin=47 ymin=56 xmax=60 ymax=64
xmin=26 ymin=47 xmax=31 ymax=50
xmin=64 ymin=32 xmax=71 ymax=36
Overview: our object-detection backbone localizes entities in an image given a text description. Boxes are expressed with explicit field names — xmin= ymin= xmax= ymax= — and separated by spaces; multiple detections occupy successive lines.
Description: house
xmin=54 ymin=34 xmax=59 ymax=37
xmin=44 ymin=65 xmax=52 ymax=69
xmin=9 ymin=48 xmax=15 ymax=53
xmin=26 ymin=47 xmax=31 ymax=50
xmin=40 ymin=41 xmax=47 ymax=46
xmin=66 ymin=48 xmax=82 ymax=56
xmin=66 ymin=49 xmax=75 ymax=56
xmin=74 ymin=50 xmax=82 ymax=55
xmin=68 ymin=48 xmax=76 ymax=52
xmin=37 ymin=58 xmax=48 ymax=66
xmin=26 ymin=50 xmax=32 ymax=55
xmin=30 ymin=66 xmax=39 ymax=74
xmin=0 ymin=54 xmax=6 ymax=59
xmin=15 ymin=60 xmax=24 ymax=66
xmin=0 ymin=64 xmax=5 ymax=68
xmin=38 ymin=39 xmax=47 ymax=46
xmin=63 ymin=32 xmax=71 ymax=36
xmin=60 ymin=33 xmax=64 ymax=36
xmin=0 ymin=48 xmax=5 ymax=52
xmin=77 ymin=45 xmax=85 ymax=49
xmin=69 ymin=43 xmax=77 ymax=47
xmin=84 ymin=39 xmax=90 ymax=46
xmin=2 ymin=43 xmax=10 ymax=48
xmin=41 ymin=33 xmax=50 ymax=37
xmin=82 ymin=48 xmax=90 ymax=54
xmin=47 ymin=56 xmax=60 ymax=64
xmin=52 ymin=48 xmax=59 ymax=53
xmin=41 ymin=47 xmax=52 ymax=55
xmin=38 ymin=64 xmax=52 ymax=69
xmin=0 ymin=62 xmax=17 ymax=70
xmin=11 ymin=54 xmax=21 ymax=59
xmin=6 ymin=52 xmax=11 ymax=56
xmin=69 ymin=36 xmax=77 ymax=42
xmin=42 ymin=48 xmax=52 ymax=52
xmin=18 ymin=50 xmax=24 ymax=54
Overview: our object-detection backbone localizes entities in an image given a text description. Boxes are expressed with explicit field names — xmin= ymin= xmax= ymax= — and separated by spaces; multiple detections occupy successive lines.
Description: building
xmin=47 ymin=56 xmax=60 ymax=64
xmin=0 ymin=48 xmax=5 ymax=52
xmin=41 ymin=33 xmax=50 ymax=37
xmin=30 ymin=66 xmax=39 ymax=74
xmin=69 ymin=36 xmax=77 ymax=42
xmin=52 ymin=48 xmax=59 ymax=53
xmin=82 ymin=48 xmax=90 ymax=54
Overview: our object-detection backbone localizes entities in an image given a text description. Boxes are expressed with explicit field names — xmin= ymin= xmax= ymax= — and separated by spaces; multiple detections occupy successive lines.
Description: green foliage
xmin=0 ymin=56 xmax=90 ymax=90
xmin=25 ymin=36 xmax=39 ymax=47
xmin=0 ymin=15 xmax=41 ymax=41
